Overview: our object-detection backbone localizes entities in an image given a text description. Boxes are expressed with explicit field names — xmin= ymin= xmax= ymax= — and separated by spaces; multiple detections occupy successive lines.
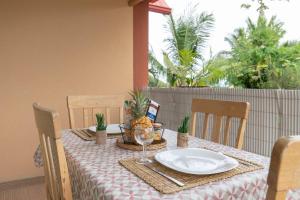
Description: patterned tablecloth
xmin=34 ymin=129 xmax=300 ymax=200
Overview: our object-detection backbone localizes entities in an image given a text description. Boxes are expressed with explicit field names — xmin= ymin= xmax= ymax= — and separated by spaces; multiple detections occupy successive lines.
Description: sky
xmin=149 ymin=0 xmax=300 ymax=62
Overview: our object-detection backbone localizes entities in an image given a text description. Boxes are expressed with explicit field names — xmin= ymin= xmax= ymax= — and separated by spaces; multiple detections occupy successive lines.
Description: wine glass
xmin=134 ymin=126 xmax=154 ymax=164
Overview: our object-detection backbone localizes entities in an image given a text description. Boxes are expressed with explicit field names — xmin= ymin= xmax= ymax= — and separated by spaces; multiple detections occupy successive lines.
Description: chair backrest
xmin=33 ymin=103 xmax=72 ymax=200
xmin=267 ymin=136 xmax=300 ymax=200
xmin=67 ymin=95 xmax=125 ymax=129
xmin=191 ymin=98 xmax=250 ymax=149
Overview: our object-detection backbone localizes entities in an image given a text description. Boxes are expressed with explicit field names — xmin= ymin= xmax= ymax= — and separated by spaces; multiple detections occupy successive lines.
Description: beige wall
xmin=0 ymin=0 xmax=133 ymax=183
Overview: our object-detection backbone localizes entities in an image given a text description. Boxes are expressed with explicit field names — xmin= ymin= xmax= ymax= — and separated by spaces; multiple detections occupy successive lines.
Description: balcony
xmin=0 ymin=0 xmax=300 ymax=199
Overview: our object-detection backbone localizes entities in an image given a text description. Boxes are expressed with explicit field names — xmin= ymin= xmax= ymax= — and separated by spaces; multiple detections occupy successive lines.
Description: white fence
xmin=146 ymin=88 xmax=300 ymax=156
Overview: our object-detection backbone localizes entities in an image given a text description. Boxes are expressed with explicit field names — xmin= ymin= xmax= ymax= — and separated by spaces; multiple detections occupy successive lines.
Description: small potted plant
xmin=96 ymin=113 xmax=107 ymax=144
xmin=177 ymin=116 xmax=190 ymax=148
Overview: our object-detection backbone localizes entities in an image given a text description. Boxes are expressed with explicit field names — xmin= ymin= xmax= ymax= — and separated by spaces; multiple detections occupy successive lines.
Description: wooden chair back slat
xmin=106 ymin=107 xmax=111 ymax=125
xmin=223 ymin=117 xmax=232 ymax=145
xmin=236 ymin=118 xmax=247 ymax=149
xmin=68 ymin=108 xmax=75 ymax=131
xmin=45 ymin=137 xmax=55 ymax=197
xmin=212 ymin=115 xmax=222 ymax=143
xmin=191 ymin=112 xmax=197 ymax=137
xmin=83 ymin=108 xmax=89 ymax=127
xmin=202 ymin=113 xmax=209 ymax=139
xmin=267 ymin=136 xmax=300 ymax=200
xmin=40 ymin=134 xmax=56 ymax=199
xmin=191 ymin=98 xmax=250 ymax=149
xmin=67 ymin=95 xmax=125 ymax=128
xmin=33 ymin=103 xmax=72 ymax=200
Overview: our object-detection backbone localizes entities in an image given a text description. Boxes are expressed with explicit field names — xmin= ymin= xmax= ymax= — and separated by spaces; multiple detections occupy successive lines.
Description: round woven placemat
xmin=116 ymin=138 xmax=166 ymax=151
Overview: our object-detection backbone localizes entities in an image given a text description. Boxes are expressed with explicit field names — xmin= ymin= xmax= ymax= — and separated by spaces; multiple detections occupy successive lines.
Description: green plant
xmin=177 ymin=116 xmax=190 ymax=134
xmin=129 ymin=90 xmax=149 ymax=119
xmin=148 ymin=4 xmax=220 ymax=87
xmin=96 ymin=113 xmax=106 ymax=131
xmin=241 ymin=0 xmax=289 ymax=16
xmin=216 ymin=12 xmax=300 ymax=89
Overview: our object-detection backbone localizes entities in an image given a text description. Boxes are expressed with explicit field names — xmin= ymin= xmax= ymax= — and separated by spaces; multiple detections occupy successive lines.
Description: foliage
xmin=262 ymin=41 xmax=300 ymax=88
xmin=148 ymin=74 xmax=168 ymax=87
xmin=96 ymin=113 xmax=106 ymax=131
xmin=148 ymin=48 xmax=168 ymax=87
xmin=241 ymin=0 xmax=270 ymax=15
xmin=148 ymin=49 xmax=165 ymax=79
xmin=149 ymin=5 xmax=224 ymax=87
xmin=129 ymin=90 xmax=149 ymax=119
xmin=241 ymin=0 xmax=290 ymax=15
xmin=149 ymin=0 xmax=299 ymax=89
xmin=199 ymin=54 xmax=231 ymax=86
xmin=220 ymin=14 xmax=300 ymax=89
xmin=177 ymin=116 xmax=190 ymax=134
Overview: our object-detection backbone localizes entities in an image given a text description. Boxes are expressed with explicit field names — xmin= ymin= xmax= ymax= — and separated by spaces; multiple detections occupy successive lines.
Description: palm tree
xmin=149 ymin=5 xmax=217 ymax=87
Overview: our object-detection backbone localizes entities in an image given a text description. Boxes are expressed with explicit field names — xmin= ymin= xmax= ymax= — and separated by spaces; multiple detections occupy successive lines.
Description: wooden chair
xmin=267 ymin=136 xmax=300 ymax=200
xmin=191 ymin=98 xmax=250 ymax=149
xmin=33 ymin=103 xmax=72 ymax=200
xmin=67 ymin=95 xmax=125 ymax=129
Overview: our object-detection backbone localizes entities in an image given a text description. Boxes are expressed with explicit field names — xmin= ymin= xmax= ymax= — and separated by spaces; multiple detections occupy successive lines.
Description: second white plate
xmin=88 ymin=124 xmax=121 ymax=134
xmin=155 ymin=148 xmax=239 ymax=175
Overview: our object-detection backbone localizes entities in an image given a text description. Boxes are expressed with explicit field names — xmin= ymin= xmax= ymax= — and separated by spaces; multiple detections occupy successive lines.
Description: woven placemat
xmin=116 ymin=138 xmax=167 ymax=151
xmin=119 ymin=154 xmax=264 ymax=194
xmin=71 ymin=129 xmax=120 ymax=141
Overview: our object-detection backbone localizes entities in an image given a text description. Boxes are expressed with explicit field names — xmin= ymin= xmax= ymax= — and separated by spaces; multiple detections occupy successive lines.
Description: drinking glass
xmin=134 ymin=126 xmax=154 ymax=164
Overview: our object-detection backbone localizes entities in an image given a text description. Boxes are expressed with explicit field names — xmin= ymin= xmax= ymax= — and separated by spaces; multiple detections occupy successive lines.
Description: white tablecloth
xmin=34 ymin=129 xmax=300 ymax=200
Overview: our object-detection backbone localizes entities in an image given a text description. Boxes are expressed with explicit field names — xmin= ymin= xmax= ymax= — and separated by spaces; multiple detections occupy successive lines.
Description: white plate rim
xmin=88 ymin=124 xmax=121 ymax=134
xmin=154 ymin=148 xmax=239 ymax=175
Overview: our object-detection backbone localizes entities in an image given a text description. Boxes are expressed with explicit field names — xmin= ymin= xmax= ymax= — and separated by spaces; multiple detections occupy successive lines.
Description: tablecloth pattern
xmin=34 ymin=130 xmax=300 ymax=200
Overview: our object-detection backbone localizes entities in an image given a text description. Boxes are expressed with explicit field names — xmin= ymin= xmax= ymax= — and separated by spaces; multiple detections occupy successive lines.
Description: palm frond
xmin=150 ymin=3 xmax=216 ymax=87
xmin=164 ymin=5 xmax=214 ymax=65
xmin=164 ymin=14 xmax=180 ymax=62
xmin=148 ymin=49 xmax=166 ymax=77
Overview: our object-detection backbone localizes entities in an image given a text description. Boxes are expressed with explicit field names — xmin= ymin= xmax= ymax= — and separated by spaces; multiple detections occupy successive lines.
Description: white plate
xmin=155 ymin=148 xmax=239 ymax=175
xmin=88 ymin=124 xmax=121 ymax=134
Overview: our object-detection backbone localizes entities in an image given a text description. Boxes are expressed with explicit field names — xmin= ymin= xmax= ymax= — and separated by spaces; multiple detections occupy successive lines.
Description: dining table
xmin=34 ymin=129 xmax=300 ymax=200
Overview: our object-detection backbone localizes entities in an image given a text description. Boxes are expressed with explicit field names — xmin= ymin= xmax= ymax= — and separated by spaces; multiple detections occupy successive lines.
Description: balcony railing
xmin=146 ymin=87 xmax=300 ymax=156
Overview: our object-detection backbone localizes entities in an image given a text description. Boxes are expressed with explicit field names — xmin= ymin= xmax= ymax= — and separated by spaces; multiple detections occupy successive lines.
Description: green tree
xmin=221 ymin=13 xmax=300 ymax=89
xmin=149 ymin=5 xmax=221 ymax=87
xmin=263 ymin=41 xmax=300 ymax=88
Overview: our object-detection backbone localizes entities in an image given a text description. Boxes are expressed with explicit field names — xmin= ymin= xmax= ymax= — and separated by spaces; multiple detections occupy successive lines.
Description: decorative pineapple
xmin=127 ymin=90 xmax=153 ymax=144
xmin=129 ymin=90 xmax=152 ymax=128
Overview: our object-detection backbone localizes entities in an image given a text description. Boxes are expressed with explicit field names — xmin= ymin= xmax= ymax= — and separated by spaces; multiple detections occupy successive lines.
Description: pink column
xmin=133 ymin=1 xmax=149 ymax=90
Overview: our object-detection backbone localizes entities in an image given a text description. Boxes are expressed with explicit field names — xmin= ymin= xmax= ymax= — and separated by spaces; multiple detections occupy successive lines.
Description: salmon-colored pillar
xmin=133 ymin=1 xmax=149 ymax=90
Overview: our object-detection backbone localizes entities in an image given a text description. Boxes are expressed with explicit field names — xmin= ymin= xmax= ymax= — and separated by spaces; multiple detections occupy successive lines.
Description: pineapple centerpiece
xmin=127 ymin=90 xmax=153 ymax=144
